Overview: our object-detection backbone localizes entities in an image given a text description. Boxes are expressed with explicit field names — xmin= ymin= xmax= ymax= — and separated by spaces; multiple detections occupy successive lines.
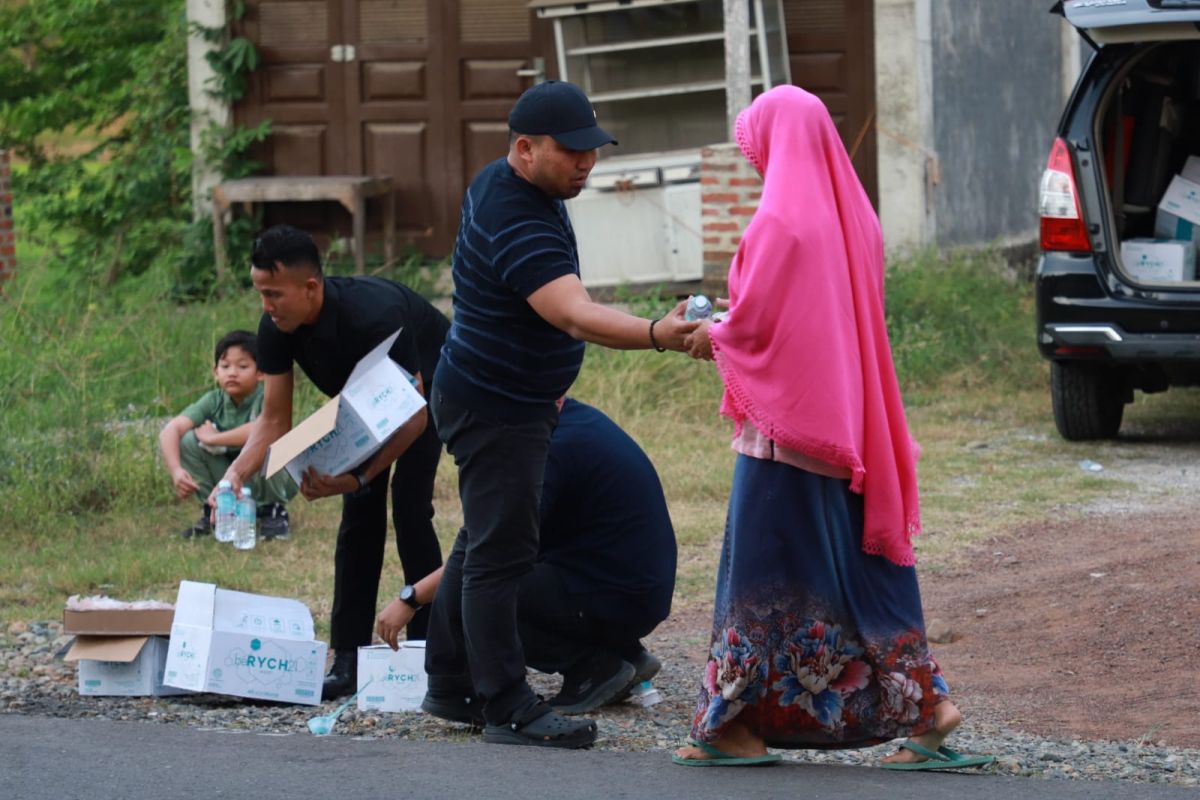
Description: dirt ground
xmin=668 ymin=418 xmax=1200 ymax=749
xmin=920 ymin=499 xmax=1200 ymax=748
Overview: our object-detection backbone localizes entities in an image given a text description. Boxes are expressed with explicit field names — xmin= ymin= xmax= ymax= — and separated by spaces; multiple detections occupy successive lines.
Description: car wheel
xmin=1050 ymin=361 xmax=1125 ymax=441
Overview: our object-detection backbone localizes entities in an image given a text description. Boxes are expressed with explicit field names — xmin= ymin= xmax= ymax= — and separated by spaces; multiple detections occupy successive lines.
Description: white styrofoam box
xmin=1154 ymin=175 xmax=1200 ymax=244
xmin=70 ymin=635 xmax=190 ymax=697
xmin=357 ymin=643 xmax=427 ymax=713
xmin=1120 ymin=238 xmax=1196 ymax=283
xmin=164 ymin=581 xmax=327 ymax=706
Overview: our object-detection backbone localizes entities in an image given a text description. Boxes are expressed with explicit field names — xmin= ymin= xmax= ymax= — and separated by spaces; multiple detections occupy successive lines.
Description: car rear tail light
xmin=1039 ymin=137 xmax=1092 ymax=252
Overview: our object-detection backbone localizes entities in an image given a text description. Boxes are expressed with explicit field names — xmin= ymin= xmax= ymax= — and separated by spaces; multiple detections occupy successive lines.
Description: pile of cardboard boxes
xmin=1121 ymin=155 xmax=1200 ymax=283
xmin=60 ymin=331 xmax=435 ymax=710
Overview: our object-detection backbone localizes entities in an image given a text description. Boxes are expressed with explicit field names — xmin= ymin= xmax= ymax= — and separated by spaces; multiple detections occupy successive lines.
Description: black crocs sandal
xmin=483 ymin=701 xmax=597 ymax=749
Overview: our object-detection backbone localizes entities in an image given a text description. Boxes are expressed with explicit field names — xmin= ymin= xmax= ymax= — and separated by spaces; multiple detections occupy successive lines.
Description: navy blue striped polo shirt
xmin=434 ymin=158 xmax=586 ymax=421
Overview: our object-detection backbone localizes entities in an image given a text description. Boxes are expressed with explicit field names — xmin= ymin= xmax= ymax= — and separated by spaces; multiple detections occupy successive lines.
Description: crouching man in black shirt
xmin=214 ymin=224 xmax=449 ymax=701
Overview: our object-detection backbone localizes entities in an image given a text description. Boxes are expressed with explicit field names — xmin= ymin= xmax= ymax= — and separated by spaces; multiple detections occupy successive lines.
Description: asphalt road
xmin=2 ymin=714 xmax=1195 ymax=800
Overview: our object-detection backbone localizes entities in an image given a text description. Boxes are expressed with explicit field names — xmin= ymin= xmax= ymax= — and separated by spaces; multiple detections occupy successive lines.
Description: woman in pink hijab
xmin=672 ymin=87 xmax=991 ymax=770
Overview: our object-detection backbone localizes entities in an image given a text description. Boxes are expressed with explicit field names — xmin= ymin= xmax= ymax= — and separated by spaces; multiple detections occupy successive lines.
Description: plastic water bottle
xmin=628 ymin=680 xmax=662 ymax=707
xmin=214 ymin=480 xmax=237 ymax=543
xmin=685 ymin=294 xmax=713 ymax=321
xmin=234 ymin=486 xmax=256 ymax=550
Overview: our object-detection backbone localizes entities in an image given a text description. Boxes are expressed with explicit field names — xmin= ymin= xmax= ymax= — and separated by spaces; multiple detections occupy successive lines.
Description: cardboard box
xmin=65 ymin=635 xmax=190 ymax=697
xmin=1154 ymin=175 xmax=1200 ymax=244
xmin=63 ymin=607 xmax=174 ymax=636
xmin=163 ymin=581 xmax=328 ymax=706
xmin=263 ymin=329 xmax=426 ymax=485
xmin=357 ymin=642 xmax=428 ymax=712
xmin=1180 ymin=155 xmax=1200 ymax=184
xmin=1120 ymin=238 xmax=1196 ymax=283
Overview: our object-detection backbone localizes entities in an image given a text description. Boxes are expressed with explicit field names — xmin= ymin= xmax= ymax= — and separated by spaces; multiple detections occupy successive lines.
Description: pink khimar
xmin=709 ymin=85 xmax=921 ymax=566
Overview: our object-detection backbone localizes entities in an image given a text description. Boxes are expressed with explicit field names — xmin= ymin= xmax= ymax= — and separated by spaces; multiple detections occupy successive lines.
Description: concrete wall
xmin=874 ymin=0 xmax=1081 ymax=250
xmin=700 ymin=143 xmax=762 ymax=295
xmin=0 ymin=150 xmax=14 ymax=286
xmin=186 ymin=0 xmax=231 ymax=220
xmin=929 ymin=0 xmax=1066 ymax=246
xmin=874 ymin=0 xmax=936 ymax=252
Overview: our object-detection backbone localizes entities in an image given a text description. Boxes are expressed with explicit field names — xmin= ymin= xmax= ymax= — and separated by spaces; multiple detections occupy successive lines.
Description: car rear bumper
xmin=1039 ymin=322 xmax=1200 ymax=361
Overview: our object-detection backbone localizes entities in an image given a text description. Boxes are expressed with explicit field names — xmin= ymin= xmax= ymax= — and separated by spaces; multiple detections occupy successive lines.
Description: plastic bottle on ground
xmin=234 ymin=486 xmax=256 ymax=550
xmin=214 ymin=479 xmax=237 ymax=543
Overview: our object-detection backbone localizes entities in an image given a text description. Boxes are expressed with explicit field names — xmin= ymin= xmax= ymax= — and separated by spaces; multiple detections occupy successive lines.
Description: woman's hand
xmin=684 ymin=320 xmax=715 ymax=361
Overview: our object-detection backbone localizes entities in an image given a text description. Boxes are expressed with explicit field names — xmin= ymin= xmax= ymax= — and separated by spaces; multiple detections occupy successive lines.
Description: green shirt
xmin=180 ymin=384 xmax=264 ymax=454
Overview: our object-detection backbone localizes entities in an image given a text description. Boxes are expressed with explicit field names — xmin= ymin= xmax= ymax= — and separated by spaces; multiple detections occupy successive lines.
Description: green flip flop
xmin=671 ymin=739 xmax=783 ymax=767
xmin=880 ymin=740 xmax=995 ymax=771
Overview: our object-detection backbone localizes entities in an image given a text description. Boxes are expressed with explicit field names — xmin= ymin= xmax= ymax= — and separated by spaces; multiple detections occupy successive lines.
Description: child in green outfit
xmin=158 ymin=330 xmax=296 ymax=539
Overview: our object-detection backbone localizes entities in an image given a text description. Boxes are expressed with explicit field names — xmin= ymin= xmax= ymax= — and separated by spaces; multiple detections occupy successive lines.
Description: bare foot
xmin=880 ymin=700 xmax=963 ymax=765
xmin=674 ymin=721 xmax=767 ymax=762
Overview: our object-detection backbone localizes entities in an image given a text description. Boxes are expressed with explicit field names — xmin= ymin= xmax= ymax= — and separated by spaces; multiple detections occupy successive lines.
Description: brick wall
xmin=0 ymin=149 xmax=14 ymax=286
xmin=700 ymin=143 xmax=761 ymax=296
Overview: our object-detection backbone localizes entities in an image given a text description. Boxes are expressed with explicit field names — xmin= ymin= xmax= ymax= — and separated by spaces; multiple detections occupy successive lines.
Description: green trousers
xmin=179 ymin=429 xmax=295 ymax=509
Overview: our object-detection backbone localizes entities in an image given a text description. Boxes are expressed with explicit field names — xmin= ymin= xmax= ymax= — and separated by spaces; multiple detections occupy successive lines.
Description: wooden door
xmin=782 ymin=0 xmax=877 ymax=206
xmin=236 ymin=1 xmax=555 ymax=256
xmin=341 ymin=0 xmax=447 ymax=252
xmin=237 ymin=0 xmax=349 ymax=176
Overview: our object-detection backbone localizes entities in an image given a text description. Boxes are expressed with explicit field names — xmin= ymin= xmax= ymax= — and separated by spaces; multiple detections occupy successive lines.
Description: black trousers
xmin=424 ymin=386 xmax=555 ymax=725
xmin=517 ymin=562 xmax=658 ymax=676
xmin=329 ymin=419 xmax=444 ymax=652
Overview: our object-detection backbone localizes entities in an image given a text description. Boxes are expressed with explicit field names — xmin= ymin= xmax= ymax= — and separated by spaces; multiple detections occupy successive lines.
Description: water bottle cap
xmin=218 ymin=479 xmax=232 ymax=489
xmin=693 ymin=295 xmax=711 ymax=308
xmin=240 ymin=487 xmax=252 ymax=497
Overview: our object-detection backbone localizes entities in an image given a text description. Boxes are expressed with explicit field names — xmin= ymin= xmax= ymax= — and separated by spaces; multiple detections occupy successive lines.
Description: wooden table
xmin=212 ymin=175 xmax=395 ymax=277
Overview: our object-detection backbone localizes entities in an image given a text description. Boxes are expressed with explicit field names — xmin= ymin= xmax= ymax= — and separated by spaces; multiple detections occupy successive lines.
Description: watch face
xmin=400 ymin=585 xmax=418 ymax=606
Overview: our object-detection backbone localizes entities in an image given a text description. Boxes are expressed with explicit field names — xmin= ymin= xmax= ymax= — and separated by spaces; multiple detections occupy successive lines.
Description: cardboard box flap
xmin=212 ymin=586 xmax=315 ymax=640
xmin=264 ymin=396 xmax=341 ymax=479
xmin=65 ymin=635 xmax=150 ymax=663
xmin=62 ymin=608 xmax=175 ymax=636
xmin=345 ymin=329 xmax=402 ymax=386
xmin=172 ymin=581 xmax=217 ymax=627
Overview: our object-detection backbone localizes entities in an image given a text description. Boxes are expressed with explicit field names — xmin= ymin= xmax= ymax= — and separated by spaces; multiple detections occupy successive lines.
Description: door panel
xmin=236 ymin=0 xmax=557 ymax=255
xmin=237 ymin=0 xmax=346 ymax=176
xmin=782 ymin=0 xmax=877 ymax=206
xmin=342 ymin=0 xmax=445 ymax=250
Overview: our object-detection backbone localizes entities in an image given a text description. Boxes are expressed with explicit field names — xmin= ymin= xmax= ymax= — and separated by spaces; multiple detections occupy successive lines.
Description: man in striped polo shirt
xmin=421 ymin=81 xmax=697 ymax=749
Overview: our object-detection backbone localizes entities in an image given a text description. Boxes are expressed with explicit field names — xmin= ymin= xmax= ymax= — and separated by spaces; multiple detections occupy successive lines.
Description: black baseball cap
xmin=508 ymin=81 xmax=618 ymax=151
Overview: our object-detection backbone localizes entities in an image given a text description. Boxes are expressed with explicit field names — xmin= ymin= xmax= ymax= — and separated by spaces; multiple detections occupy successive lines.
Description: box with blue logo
xmin=163 ymin=581 xmax=328 ymax=706
xmin=1119 ymin=238 xmax=1196 ymax=283
xmin=357 ymin=643 xmax=427 ymax=712
xmin=1154 ymin=175 xmax=1200 ymax=246
xmin=263 ymin=328 xmax=426 ymax=485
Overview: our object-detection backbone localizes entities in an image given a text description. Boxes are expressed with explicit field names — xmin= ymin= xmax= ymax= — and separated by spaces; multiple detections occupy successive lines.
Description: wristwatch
xmin=353 ymin=465 xmax=370 ymax=492
xmin=399 ymin=584 xmax=423 ymax=610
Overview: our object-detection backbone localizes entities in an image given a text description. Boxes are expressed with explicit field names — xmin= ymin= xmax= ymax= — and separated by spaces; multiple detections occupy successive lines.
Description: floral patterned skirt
xmin=690 ymin=454 xmax=948 ymax=749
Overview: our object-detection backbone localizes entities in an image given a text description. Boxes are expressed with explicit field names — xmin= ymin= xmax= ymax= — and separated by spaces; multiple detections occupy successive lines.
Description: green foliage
xmin=1 ymin=0 xmax=192 ymax=283
xmin=885 ymin=248 xmax=1037 ymax=396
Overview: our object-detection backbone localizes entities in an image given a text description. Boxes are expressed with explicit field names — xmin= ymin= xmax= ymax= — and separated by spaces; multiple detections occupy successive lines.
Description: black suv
xmin=1038 ymin=1 xmax=1200 ymax=440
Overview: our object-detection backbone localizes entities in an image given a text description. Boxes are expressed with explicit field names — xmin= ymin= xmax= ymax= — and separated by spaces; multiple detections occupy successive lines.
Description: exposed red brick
xmin=702 ymin=192 xmax=739 ymax=204
xmin=706 ymin=221 xmax=741 ymax=233
xmin=699 ymin=176 xmax=720 ymax=185
xmin=701 ymin=163 xmax=738 ymax=173
xmin=729 ymin=206 xmax=759 ymax=216
xmin=728 ymin=177 xmax=762 ymax=187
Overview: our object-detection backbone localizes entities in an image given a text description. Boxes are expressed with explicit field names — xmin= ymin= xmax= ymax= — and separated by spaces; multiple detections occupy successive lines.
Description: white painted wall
xmin=186 ymin=0 xmax=231 ymax=220
xmin=873 ymin=0 xmax=936 ymax=254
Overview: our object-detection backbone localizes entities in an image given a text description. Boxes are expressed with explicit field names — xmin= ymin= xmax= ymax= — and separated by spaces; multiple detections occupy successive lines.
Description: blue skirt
xmin=689 ymin=454 xmax=947 ymax=749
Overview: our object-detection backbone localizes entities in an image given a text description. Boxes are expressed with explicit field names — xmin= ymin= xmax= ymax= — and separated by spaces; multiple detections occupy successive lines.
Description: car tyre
xmin=1050 ymin=361 xmax=1125 ymax=441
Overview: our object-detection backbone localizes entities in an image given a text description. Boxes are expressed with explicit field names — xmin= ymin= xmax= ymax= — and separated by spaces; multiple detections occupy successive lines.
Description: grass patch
xmin=2 ymin=244 xmax=1193 ymax=634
